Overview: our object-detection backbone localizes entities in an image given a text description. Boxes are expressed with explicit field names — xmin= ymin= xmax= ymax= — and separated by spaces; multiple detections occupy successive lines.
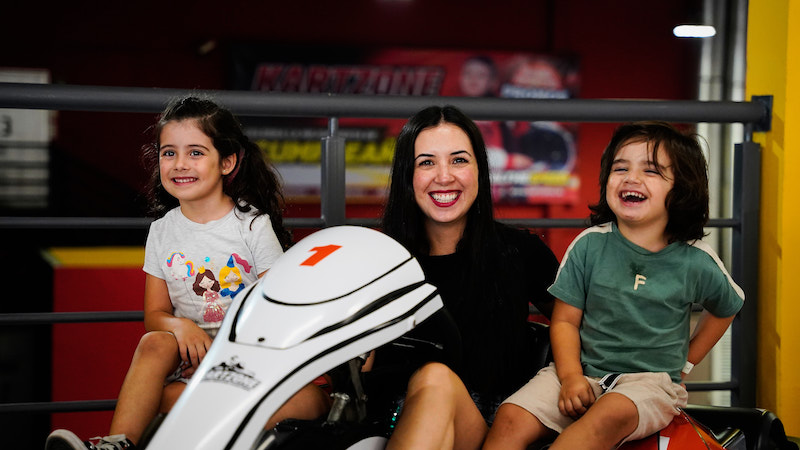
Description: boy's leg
xmin=483 ymin=403 xmax=555 ymax=450
xmin=550 ymin=392 xmax=638 ymax=450
xmin=485 ymin=364 xmax=567 ymax=449
xmin=386 ymin=362 xmax=487 ymax=450
xmin=108 ymin=331 xmax=182 ymax=444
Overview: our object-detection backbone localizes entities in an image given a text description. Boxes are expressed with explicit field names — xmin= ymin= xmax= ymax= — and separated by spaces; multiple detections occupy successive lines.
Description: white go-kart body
xmin=144 ymin=226 xmax=442 ymax=450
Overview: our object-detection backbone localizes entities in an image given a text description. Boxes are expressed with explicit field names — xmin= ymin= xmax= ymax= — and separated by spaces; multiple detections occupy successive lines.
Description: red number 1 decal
xmin=301 ymin=245 xmax=342 ymax=266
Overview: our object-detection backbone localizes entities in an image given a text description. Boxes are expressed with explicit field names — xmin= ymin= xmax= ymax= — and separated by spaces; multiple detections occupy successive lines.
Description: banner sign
xmin=232 ymin=48 xmax=580 ymax=204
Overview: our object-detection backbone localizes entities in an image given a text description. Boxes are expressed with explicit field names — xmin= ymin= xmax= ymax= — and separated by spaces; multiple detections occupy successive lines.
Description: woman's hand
xmin=558 ymin=372 xmax=596 ymax=419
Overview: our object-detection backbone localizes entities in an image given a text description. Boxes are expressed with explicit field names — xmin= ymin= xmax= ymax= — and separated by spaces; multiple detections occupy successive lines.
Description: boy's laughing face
xmin=606 ymin=140 xmax=674 ymax=236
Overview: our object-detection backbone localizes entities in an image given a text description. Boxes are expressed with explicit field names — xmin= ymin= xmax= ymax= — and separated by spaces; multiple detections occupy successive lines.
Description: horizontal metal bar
xmin=0 ymin=216 xmax=153 ymax=229
xmin=501 ymin=218 xmax=589 ymax=228
xmin=0 ymin=311 xmax=143 ymax=325
xmin=0 ymin=82 xmax=767 ymax=124
xmin=497 ymin=218 xmax=740 ymax=229
xmin=0 ymin=400 xmax=116 ymax=414
xmin=301 ymin=217 xmax=739 ymax=229
xmin=345 ymin=218 xmax=381 ymax=228
xmin=1 ymin=382 xmax=735 ymax=414
xmin=494 ymin=217 xmax=738 ymax=230
xmin=0 ymin=216 xmax=324 ymax=229
xmin=0 ymin=216 xmax=741 ymax=230
xmin=685 ymin=380 xmax=739 ymax=391
xmin=0 ymin=302 xmax=723 ymax=326
xmin=706 ymin=218 xmax=740 ymax=228
xmin=285 ymin=217 xmax=326 ymax=228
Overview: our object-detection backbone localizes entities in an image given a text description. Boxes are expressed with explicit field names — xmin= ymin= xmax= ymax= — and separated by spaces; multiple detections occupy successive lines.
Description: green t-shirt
xmin=548 ymin=222 xmax=744 ymax=382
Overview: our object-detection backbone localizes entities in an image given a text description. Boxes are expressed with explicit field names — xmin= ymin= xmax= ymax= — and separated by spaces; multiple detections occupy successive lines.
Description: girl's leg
xmin=483 ymin=403 xmax=555 ymax=450
xmin=159 ymin=380 xmax=186 ymax=413
xmin=387 ymin=362 xmax=487 ymax=450
xmin=108 ymin=331 xmax=181 ymax=444
xmin=550 ymin=392 xmax=638 ymax=450
xmin=264 ymin=382 xmax=333 ymax=430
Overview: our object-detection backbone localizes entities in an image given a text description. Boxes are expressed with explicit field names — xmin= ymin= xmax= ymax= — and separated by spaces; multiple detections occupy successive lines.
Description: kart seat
xmin=683 ymin=404 xmax=799 ymax=450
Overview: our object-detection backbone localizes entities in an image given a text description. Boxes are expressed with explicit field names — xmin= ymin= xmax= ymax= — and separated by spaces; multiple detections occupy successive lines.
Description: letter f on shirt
xmin=634 ymin=274 xmax=646 ymax=290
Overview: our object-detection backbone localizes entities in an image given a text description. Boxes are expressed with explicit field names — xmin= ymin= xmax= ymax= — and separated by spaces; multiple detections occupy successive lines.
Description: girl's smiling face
xmin=158 ymin=120 xmax=236 ymax=207
xmin=606 ymin=140 xmax=674 ymax=235
xmin=412 ymin=123 xmax=479 ymax=231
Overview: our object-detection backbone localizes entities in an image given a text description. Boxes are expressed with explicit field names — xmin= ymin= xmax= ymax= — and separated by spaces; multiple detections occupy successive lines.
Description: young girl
xmin=46 ymin=96 xmax=330 ymax=450
xmin=484 ymin=122 xmax=745 ymax=450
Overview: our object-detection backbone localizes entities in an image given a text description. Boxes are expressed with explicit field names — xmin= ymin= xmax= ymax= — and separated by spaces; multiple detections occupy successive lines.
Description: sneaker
xmin=46 ymin=429 xmax=136 ymax=450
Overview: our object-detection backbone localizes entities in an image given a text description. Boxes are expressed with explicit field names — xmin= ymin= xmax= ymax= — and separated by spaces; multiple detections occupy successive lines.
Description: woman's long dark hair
xmin=589 ymin=121 xmax=709 ymax=242
xmin=142 ymin=96 xmax=292 ymax=249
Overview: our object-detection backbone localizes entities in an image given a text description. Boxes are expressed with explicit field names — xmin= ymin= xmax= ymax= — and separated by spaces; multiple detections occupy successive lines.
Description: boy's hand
xmin=558 ymin=373 xmax=596 ymax=419
xmin=171 ymin=318 xmax=213 ymax=369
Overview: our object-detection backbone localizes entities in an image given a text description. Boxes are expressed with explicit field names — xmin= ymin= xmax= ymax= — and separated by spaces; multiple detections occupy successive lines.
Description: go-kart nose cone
xmin=143 ymin=225 xmax=442 ymax=450
xmin=259 ymin=226 xmax=414 ymax=304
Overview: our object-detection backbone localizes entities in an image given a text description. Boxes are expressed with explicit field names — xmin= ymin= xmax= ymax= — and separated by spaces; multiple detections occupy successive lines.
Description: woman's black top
xmin=371 ymin=222 xmax=559 ymax=400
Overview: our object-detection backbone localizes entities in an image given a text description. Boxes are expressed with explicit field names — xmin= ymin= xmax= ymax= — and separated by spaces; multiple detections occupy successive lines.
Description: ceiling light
xmin=673 ymin=25 xmax=717 ymax=38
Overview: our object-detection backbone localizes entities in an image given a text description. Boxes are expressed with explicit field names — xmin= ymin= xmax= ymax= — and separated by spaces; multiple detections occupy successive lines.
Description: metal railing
xmin=0 ymin=82 xmax=768 ymax=412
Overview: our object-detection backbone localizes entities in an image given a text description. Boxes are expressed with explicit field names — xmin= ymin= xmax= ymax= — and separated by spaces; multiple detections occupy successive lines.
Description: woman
xmin=374 ymin=105 xmax=559 ymax=449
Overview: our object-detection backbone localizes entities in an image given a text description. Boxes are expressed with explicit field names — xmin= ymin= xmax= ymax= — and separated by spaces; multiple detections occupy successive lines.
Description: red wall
xmin=50 ymin=266 xmax=145 ymax=438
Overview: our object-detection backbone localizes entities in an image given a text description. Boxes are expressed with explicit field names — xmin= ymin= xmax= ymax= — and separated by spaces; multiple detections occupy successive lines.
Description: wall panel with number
xmin=0 ymin=68 xmax=52 ymax=209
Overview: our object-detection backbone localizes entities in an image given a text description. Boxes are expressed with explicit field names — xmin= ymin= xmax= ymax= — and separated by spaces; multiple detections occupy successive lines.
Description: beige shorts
xmin=503 ymin=363 xmax=688 ymax=443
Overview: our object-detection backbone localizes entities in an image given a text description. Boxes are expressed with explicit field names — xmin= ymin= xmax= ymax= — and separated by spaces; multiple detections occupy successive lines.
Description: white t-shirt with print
xmin=143 ymin=205 xmax=283 ymax=336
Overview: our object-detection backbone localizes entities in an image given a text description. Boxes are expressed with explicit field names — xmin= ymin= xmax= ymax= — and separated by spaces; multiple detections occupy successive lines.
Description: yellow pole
xmin=747 ymin=0 xmax=800 ymax=435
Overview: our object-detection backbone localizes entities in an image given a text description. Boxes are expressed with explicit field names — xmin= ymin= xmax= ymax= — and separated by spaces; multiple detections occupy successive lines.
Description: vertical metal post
xmin=730 ymin=139 xmax=760 ymax=407
xmin=320 ymin=117 xmax=347 ymax=227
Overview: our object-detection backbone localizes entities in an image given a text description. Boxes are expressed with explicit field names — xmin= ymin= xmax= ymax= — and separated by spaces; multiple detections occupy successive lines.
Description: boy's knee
xmin=494 ymin=403 xmax=528 ymax=425
xmin=598 ymin=393 xmax=638 ymax=425
xmin=490 ymin=403 xmax=547 ymax=442
xmin=580 ymin=393 xmax=639 ymax=439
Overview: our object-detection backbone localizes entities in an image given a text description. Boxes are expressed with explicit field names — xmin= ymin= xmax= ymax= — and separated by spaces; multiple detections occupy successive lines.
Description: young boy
xmin=484 ymin=122 xmax=744 ymax=450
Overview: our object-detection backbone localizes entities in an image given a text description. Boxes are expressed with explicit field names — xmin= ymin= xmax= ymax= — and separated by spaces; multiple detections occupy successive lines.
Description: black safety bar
xmin=0 ymin=82 xmax=767 ymax=122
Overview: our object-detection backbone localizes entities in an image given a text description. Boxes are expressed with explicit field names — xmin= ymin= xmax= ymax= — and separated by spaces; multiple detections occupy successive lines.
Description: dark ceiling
xmin=3 ymin=0 xmax=704 ymax=95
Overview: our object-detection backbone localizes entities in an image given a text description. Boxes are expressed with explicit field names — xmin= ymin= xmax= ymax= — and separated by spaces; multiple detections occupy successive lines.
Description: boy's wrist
xmin=682 ymin=361 xmax=695 ymax=374
xmin=556 ymin=366 xmax=585 ymax=382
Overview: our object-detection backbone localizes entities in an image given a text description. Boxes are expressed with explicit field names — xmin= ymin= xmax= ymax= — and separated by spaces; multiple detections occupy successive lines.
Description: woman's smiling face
xmin=412 ymin=123 xmax=479 ymax=230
